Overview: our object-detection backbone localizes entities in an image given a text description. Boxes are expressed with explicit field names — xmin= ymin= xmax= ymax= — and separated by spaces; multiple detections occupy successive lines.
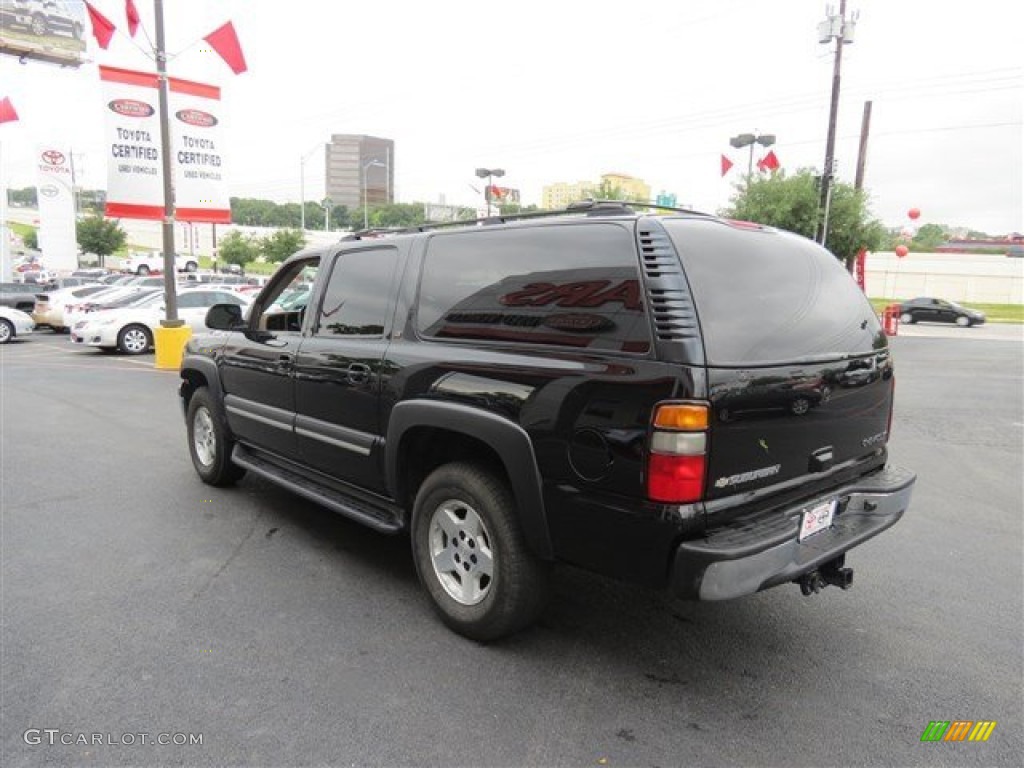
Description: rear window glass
xmin=663 ymin=219 xmax=885 ymax=365
xmin=417 ymin=223 xmax=650 ymax=354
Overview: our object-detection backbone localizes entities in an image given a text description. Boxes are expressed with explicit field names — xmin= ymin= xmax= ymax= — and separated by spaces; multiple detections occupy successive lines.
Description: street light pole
xmin=729 ymin=132 xmax=775 ymax=190
xmin=475 ymin=167 xmax=505 ymax=216
xmin=299 ymin=143 xmax=320 ymax=231
xmin=153 ymin=0 xmax=180 ymax=327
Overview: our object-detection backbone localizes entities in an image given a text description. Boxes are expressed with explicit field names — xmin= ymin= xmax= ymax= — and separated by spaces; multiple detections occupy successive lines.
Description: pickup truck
xmin=120 ymin=252 xmax=199 ymax=275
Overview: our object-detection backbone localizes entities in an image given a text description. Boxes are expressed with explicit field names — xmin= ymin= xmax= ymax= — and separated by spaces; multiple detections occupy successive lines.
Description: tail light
xmin=647 ymin=402 xmax=709 ymax=503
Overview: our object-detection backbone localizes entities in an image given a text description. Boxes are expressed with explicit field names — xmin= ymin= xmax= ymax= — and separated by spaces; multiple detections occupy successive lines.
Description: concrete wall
xmin=865 ymin=252 xmax=1024 ymax=304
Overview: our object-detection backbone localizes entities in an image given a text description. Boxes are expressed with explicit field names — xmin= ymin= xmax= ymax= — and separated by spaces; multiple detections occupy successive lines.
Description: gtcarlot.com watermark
xmin=24 ymin=729 xmax=203 ymax=747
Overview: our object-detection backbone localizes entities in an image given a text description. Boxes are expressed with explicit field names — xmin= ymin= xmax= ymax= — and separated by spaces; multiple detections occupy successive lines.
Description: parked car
xmin=72 ymin=287 xmax=251 ymax=354
xmin=180 ymin=201 xmax=916 ymax=641
xmin=897 ymin=297 xmax=986 ymax=327
xmin=32 ymin=283 xmax=111 ymax=331
xmin=0 ymin=282 xmax=40 ymax=313
xmin=120 ymin=252 xmax=199 ymax=275
xmin=0 ymin=305 xmax=35 ymax=344
xmin=64 ymin=287 xmax=163 ymax=330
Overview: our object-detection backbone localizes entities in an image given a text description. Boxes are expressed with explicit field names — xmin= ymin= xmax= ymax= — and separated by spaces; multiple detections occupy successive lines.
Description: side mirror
xmin=205 ymin=303 xmax=245 ymax=330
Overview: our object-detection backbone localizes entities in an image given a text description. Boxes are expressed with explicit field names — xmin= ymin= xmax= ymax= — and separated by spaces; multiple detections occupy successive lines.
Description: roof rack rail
xmin=339 ymin=199 xmax=713 ymax=240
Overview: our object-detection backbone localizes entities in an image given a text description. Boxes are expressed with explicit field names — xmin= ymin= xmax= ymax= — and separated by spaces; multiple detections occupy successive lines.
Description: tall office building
xmin=325 ymin=134 xmax=395 ymax=210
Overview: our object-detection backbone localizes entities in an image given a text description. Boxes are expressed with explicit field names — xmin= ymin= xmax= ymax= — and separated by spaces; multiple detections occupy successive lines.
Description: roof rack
xmin=340 ymin=199 xmax=712 ymax=240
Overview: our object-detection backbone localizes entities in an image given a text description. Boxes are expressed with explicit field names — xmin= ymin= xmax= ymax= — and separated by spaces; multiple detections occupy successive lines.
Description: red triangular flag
xmin=85 ymin=2 xmax=116 ymax=49
xmin=0 ymin=96 xmax=19 ymax=124
xmin=204 ymin=21 xmax=247 ymax=74
xmin=756 ymin=156 xmax=767 ymax=172
xmin=720 ymin=154 xmax=734 ymax=177
xmin=761 ymin=150 xmax=780 ymax=172
xmin=126 ymin=0 xmax=140 ymax=37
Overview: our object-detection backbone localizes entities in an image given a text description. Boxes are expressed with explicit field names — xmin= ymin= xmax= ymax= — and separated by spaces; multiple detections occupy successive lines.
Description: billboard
xmin=100 ymin=66 xmax=230 ymax=223
xmin=36 ymin=145 xmax=77 ymax=271
xmin=0 ymin=0 xmax=88 ymax=67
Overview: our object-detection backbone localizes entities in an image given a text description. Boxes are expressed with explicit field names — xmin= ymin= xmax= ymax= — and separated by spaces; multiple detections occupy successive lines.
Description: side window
xmin=255 ymin=258 xmax=320 ymax=333
xmin=315 ymin=248 xmax=398 ymax=337
xmin=177 ymin=292 xmax=209 ymax=309
xmin=416 ymin=224 xmax=650 ymax=353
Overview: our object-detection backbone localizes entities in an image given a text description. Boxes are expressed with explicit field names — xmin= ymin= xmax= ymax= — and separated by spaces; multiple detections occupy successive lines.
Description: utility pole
xmin=154 ymin=0 xmax=181 ymax=326
xmin=854 ymin=100 xmax=873 ymax=190
xmin=816 ymin=0 xmax=857 ymax=246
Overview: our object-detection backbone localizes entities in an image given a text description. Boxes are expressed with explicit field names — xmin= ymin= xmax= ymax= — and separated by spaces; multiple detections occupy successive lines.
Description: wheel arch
xmin=179 ymin=356 xmax=224 ymax=414
xmin=386 ymin=400 xmax=553 ymax=560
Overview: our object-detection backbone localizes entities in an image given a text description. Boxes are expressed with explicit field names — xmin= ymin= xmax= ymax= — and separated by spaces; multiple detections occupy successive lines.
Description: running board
xmin=232 ymin=445 xmax=403 ymax=533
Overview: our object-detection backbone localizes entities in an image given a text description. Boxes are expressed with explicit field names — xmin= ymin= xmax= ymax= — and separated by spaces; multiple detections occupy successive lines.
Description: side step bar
xmin=232 ymin=445 xmax=403 ymax=533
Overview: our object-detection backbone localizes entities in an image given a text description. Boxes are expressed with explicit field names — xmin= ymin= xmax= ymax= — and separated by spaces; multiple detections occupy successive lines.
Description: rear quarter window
xmin=416 ymin=223 xmax=651 ymax=354
xmin=662 ymin=219 xmax=885 ymax=365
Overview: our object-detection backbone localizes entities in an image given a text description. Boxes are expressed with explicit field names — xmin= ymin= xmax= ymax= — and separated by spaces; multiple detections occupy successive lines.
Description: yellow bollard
xmin=153 ymin=325 xmax=193 ymax=370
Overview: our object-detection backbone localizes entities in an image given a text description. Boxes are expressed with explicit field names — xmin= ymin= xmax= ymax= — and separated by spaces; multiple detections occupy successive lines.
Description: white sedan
xmin=0 ymin=306 xmax=36 ymax=344
xmin=70 ymin=288 xmax=251 ymax=355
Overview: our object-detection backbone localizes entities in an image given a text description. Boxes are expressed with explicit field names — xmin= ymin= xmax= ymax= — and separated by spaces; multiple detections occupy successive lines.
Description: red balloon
xmin=908 ymin=208 xmax=921 ymax=220
xmin=895 ymin=245 xmax=909 ymax=258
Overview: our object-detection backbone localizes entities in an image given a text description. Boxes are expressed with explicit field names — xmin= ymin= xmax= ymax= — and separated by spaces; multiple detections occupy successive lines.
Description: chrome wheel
xmin=900 ymin=313 xmax=913 ymax=324
xmin=955 ymin=316 xmax=970 ymax=327
xmin=192 ymin=406 xmax=217 ymax=467
xmin=119 ymin=325 xmax=150 ymax=354
xmin=429 ymin=499 xmax=494 ymax=606
xmin=791 ymin=397 xmax=810 ymax=415
xmin=0 ymin=319 xmax=12 ymax=344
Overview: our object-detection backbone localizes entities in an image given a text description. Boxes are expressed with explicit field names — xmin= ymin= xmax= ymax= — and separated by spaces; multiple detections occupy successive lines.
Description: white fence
xmin=865 ymin=252 xmax=1024 ymax=304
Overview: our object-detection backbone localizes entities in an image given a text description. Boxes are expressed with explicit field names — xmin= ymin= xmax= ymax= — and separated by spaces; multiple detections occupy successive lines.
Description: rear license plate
xmin=799 ymin=498 xmax=836 ymax=541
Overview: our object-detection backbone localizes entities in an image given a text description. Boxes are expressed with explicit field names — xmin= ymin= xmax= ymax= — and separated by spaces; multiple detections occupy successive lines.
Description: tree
xmin=76 ymin=216 xmax=127 ymax=266
xmin=218 ymin=230 xmax=261 ymax=269
xmin=591 ymin=179 xmax=629 ymax=201
xmin=722 ymin=168 xmax=886 ymax=266
xmin=22 ymin=228 xmax=38 ymax=250
xmin=911 ymin=223 xmax=947 ymax=251
xmin=262 ymin=229 xmax=306 ymax=263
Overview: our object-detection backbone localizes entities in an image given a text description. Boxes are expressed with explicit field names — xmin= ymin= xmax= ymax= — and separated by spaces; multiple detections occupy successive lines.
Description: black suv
xmin=180 ymin=203 xmax=915 ymax=641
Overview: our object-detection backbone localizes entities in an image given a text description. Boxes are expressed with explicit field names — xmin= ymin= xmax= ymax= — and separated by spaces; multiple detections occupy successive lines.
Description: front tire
xmin=955 ymin=316 xmax=970 ymax=327
xmin=137 ymin=265 xmax=151 ymax=276
xmin=117 ymin=324 xmax=152 ymax=355
xmin=411 ymin=463 xmax=549 ymax=642
xmin=184 ymin=261 xmax=198 ymax=273
xmin=186 ymin=388 xmax=245 ymax=486
xmin=0 ymin=319 xmax=13 ymax=344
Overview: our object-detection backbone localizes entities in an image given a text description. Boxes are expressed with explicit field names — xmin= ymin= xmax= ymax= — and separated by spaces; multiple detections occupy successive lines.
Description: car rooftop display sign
xmin=100 ymin=65 xmax=230 ymax=224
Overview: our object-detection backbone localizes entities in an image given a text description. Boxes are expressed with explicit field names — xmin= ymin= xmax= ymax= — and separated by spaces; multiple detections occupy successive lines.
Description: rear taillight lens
xmin=647 ymin=402 xmax=709 ymax=503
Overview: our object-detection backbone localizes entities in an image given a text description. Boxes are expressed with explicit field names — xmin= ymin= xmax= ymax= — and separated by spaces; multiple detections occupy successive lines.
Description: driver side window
xmin=253 ymin=258 xmax=320 ymax=333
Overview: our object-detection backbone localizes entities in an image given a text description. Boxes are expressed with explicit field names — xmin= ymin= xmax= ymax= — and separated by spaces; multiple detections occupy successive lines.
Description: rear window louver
xmin=638 ymin=228 xmax=699 ymax=341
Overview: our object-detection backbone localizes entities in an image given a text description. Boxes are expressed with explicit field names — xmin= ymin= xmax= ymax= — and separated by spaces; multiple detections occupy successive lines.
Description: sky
xmin=1 ymin=0 xmax=1022 ymax=235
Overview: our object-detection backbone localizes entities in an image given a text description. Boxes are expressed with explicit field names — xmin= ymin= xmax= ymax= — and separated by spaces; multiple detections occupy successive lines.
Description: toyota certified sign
xmin=41 ymin=150 xmax=66 ymax=166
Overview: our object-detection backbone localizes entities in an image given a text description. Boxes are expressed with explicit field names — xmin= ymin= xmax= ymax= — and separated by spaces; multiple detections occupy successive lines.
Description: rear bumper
xmin=671 ymin=465 xmax=915 ymax=601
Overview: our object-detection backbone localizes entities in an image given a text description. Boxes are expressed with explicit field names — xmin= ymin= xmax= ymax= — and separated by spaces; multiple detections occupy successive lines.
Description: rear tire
xmin=411 ymin=462 xmax=549 ymax=642
xmin=137 ymin=265 xmax=151 ymax=276
xmin=0 ymin=319 xmax=13 ymax=344
xmin=899 ymin=312 xmax=914 ymax=324
xmin=184 ymin=261 xmax=198 ymax=273
xmin=186 ymin=388 xmax=245 ymax=486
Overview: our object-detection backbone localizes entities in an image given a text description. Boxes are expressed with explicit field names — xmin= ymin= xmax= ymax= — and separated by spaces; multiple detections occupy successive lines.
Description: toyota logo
xmin=41 ymin=150 xmax=65 ymax=166
xmin=40 ymin=184 xmax=59 ymax=198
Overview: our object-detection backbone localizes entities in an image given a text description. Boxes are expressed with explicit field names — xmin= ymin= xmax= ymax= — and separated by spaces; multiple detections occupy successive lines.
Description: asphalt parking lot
xmin=2 ymin=330 xmax=1021 ymax=767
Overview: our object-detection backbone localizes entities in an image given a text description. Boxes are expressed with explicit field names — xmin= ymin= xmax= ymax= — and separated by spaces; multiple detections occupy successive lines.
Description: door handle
xmin=277 ymin=353 xmax=294 ymax=370
xmin=346 ymin=363 xmax=371 ymax=384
